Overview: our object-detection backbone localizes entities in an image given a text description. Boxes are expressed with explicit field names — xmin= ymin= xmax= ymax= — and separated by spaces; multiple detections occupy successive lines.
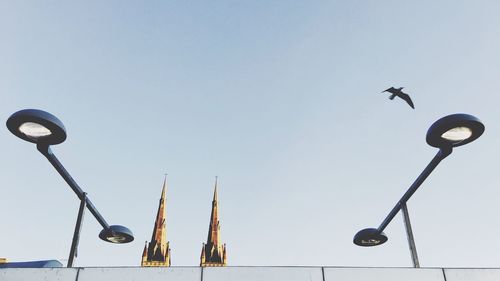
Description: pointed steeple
xmin=213 ymin=176 xmax=218 ymax=201
xmin=141 ymin=176 xmax=171 ymax=267
xmin=208 ymin=177 xmax=220 ymax=246
xmin=200 ymin=177 xmax=227 ymax=267
xmin=151 ymin=177 xmax=167 ymax=245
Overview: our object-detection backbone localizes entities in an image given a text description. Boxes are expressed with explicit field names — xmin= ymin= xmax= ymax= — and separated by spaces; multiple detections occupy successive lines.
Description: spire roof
xmin=142 ymin=176 xmax=171 ymax=267
xmin=208 ymin=177 xmax=220 ymax=246
xmin=161 ymin=176 xmax=167 ymax=200
xmin=151 ymin=176 xmax=168 ymax=245
xmin=213 ymin=176 xmax=218 ymax=202
xmin=201 ymin=177 xmax=226 ymax=266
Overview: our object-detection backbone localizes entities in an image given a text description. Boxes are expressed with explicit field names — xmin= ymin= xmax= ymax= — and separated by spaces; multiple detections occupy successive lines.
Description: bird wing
xmin=399 ymin=93 xmax=415 ymax=109
xmin=382 ymin=87 xmax=398 ymax=94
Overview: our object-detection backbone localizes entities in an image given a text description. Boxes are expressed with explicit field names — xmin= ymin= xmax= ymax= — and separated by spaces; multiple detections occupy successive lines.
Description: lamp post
xmin=6 ymin=109 xmax=134 ymax=267
xmin=353 ymin=113 xmax=484 ymax=267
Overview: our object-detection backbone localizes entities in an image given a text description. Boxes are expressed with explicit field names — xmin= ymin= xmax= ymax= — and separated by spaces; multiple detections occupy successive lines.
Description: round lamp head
xmin=99 ymin=225 xmax=134 ymax=244
xmin=426 ymin=114 xmax=484 ymax=149
xmin=6 ymin=109 xmax=66 ymax=145
xmin=353 ymin=228 xmax=388 ymax=247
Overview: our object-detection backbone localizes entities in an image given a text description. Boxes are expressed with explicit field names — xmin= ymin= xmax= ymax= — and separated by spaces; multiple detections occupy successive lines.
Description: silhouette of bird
xmin=381 ymin=87 xmax=415 ymax=109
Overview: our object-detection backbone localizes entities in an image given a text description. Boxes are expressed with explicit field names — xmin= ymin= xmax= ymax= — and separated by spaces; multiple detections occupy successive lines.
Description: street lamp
xmin=6 ymin=109 xmax=134 ymax=267
xmin=353 ymin=113 xmax=484 ymax=267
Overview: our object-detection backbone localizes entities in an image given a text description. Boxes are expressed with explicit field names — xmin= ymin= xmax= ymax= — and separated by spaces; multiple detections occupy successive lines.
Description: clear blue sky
xmin=1 ymin=1 xmax=499 ymax=267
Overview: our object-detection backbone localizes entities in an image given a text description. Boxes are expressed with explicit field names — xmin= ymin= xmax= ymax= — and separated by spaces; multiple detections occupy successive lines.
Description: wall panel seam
xmin=442 ymin=268 xmax=447 ymax=281
xmin=75 ymin=267 xmax=81 ymax=281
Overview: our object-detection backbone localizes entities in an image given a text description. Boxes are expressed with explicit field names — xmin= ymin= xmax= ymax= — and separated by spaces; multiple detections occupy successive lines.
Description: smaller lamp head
xmin=6 ymin=109 xmax=66 ymax=145
xmin=426 ymin=114 xmax=484 ymax=149
xmin=353 ymin=228 xmax=388 ymax=247
xmin=99 ymin=225 xmax=134 ymax=244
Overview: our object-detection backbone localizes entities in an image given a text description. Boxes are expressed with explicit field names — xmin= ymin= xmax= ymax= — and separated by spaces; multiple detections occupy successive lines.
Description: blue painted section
xmin=0 ymin=260 xmax=63 ymax=268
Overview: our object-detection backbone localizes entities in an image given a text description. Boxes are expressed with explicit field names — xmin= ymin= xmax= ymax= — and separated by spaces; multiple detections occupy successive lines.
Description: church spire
xmin=213 ymin=176 xmax=218 ymax=201
xmin=200 ymin=177 xmax=227 ymax=266
xmin=141 ymin=176 xmax=171 ymax=267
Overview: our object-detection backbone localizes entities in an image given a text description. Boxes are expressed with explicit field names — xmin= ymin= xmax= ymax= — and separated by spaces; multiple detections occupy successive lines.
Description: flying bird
xmin=381 ymin=87 xmax=415 ymax=109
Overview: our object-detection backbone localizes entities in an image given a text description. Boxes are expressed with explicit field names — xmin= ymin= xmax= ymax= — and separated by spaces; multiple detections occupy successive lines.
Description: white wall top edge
xmin=4 ymin=267 xmax=500 ymax=281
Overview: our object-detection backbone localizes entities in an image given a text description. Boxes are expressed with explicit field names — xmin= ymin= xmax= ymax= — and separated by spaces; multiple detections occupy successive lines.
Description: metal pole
xmin=36 ymin=143 xmax=110 ymax=230
xmin=401 ymin=203 xmax=419 ymax=268
xmin=377 ymin=146 xmax=452 ymax=233
xmin=67 ymin=193 xmax=87 ymax=268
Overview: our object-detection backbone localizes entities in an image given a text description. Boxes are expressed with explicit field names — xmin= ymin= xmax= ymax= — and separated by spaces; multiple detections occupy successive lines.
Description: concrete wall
xmin=1 ymin=267 xmax=499 ymax=281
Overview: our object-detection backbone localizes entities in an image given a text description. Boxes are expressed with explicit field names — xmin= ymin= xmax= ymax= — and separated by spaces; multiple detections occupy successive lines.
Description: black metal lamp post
xmin=6 ymin=109 xmax=134 ymax=267
xmin=353 ymin=113 xmax=484 ymax=267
